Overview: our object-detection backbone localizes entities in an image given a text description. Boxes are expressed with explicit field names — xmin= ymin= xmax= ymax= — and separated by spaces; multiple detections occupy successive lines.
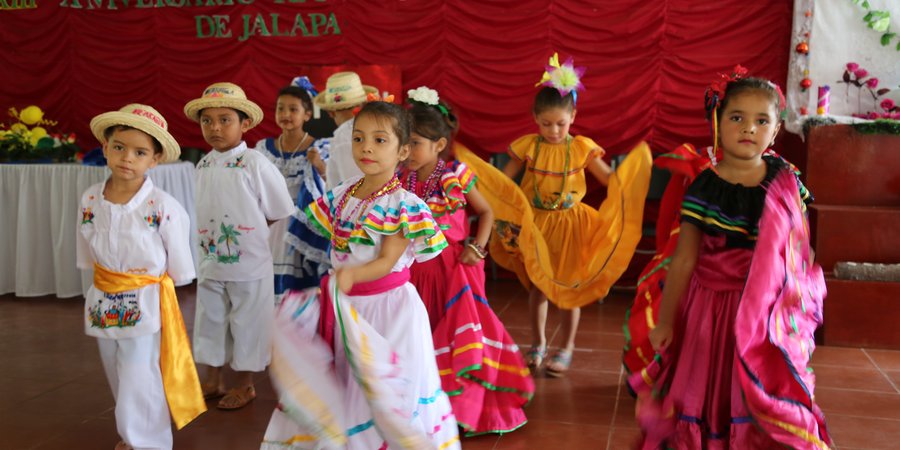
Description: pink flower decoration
xmin=881 ymin=98 xmax=896 ymax=111
xmin=846 ymin=62 xmax=859 ymax=71
xmin=866 ymin=78 xmax=879 ymax=88
xmin=854 ymin=69 xmax=868 ymax=79
xmin=866 ymin=112 xmax=880 ymax=120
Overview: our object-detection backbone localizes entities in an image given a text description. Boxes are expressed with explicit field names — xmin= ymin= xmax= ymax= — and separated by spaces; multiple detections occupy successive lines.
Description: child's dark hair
xmin=277 ymin=86 xmax=314 ymax=113
xmin=533 ymin=86 xmax=576 ymax=115
xmin=714 ymin=77 xmax=785 ymax=121
xmin=199 ymin=108 xmax=250 ymax=123
xmin=103 ymin=125 xmax=163 ymax=154
xmin=355 ymin=101 xmax=411 ymax=146
xmin=409 ymin=101 xmax=459 ymax=160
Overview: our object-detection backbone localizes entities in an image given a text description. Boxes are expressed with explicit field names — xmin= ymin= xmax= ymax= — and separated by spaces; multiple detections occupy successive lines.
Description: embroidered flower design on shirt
xmin=226 ymin=155 xmax=245 ymax=169
xmin=81 ymin=207 xmax=95 ymax=224
xmin=144 ymin=212 xmax=161 ymax=228
xmin=88 ymin=294 xmax=142 ymax=328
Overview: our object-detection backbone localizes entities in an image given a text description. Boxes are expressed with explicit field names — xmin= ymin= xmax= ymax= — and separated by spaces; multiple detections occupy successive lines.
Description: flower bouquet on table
xmin=0 ymin=106 xmax=80 ymax=163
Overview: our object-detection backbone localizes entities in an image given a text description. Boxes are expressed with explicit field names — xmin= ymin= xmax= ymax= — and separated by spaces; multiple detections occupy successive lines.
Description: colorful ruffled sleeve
xmin=305 ymin=181 xmax=347 ymax=240
xmin=360 ymin=190 xmax=448 ymax=261
xmin=427 ymin=160 xmax=477 ymax=219
xmin=508 ymin=134 xmax=539 ymax=163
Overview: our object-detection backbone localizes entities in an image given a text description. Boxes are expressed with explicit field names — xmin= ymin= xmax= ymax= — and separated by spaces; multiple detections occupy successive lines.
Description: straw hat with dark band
xmin=90 ymin=104 xmax=181 ymax=163
xmin=313 ymin=72 xmax=377 ymax=111
xmin=183 ymin=82 xmax=264 ymax=128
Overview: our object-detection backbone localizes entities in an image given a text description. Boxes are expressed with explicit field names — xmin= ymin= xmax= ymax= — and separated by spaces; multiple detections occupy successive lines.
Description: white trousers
xmin=193 ymin=277 xmax=274 ymax=371
xmin=98 ymin=332 xmax=172 ymax=450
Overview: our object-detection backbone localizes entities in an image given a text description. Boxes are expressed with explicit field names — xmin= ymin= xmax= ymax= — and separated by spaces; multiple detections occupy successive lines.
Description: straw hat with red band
xmin=90 ymin=104 xmax=181 ymax=163
xmin=313 ymin=72 xmax=377 ymax=111
xmin=183 ymin=82 xmax=264 ymax=129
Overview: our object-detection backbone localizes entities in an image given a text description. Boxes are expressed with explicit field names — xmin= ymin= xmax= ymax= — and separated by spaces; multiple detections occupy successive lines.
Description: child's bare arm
xmin=460 ymin=186 xmax=493 ymax=265
xmin=649 ymin=222 xmax=702 ymax=351
xmin=335 ymin=233 xmax=408 ymax=293
xmin=502 ymin=158 xmax=524 ymax=179
xmin=586 ymin=156 xmax=612 ymax=186
xmin=307 ymin=148 xmax=327 ymax=179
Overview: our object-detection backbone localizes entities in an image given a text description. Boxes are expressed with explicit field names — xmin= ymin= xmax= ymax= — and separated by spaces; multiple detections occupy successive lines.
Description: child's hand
xmin=307 ymin=148 xmax=326 ymax=176
xmin=459 ymin=247 xmax=482 ymax=266
xmin=648 ymin=323 xmax=673 ymax=352
xmin=335 ymin=268 xmax=355 ymax=294
xmin=307 ymin=147 xmax=322 ymax=165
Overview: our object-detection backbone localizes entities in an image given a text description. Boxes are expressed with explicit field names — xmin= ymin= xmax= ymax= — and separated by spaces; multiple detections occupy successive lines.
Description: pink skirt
xmin=411 ymin=239 xmax=534 ymax=436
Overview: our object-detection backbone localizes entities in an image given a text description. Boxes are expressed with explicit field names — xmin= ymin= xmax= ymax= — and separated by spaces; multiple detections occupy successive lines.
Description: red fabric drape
xmin=0 ymin=1 xmax=792 ymax=155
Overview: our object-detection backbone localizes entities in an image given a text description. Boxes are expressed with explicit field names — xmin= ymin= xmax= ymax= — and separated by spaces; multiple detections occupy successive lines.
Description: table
xmin=0 ymin=162 xmax=197 ymax=298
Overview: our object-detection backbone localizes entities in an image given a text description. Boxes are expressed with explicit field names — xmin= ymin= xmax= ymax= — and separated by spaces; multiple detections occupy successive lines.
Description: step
xmin=810 ymin=204 xmax=900 ymax=272
xmin=805 ymin=125 xmax=900 ymax=207
xmin=823 ymin=278 xmax=900 ymax=350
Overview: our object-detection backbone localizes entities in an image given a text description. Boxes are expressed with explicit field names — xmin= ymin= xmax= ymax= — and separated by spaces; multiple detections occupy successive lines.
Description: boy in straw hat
xmin=315 ymin=71 xmax=377 ymax=190
xmin=78 ymin=104 xmax=205 ymax=450
xmin=184 ymin=82 xmax=294 ymax=410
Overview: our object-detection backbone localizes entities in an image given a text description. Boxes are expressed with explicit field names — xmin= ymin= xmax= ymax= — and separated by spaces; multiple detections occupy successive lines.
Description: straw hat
xmin=90 ymin=104 xmax=181 ymax=163
xmin=183 ymin=82 xmax=264 ymax=128
xmin=313 ymin=72 xmax=377 ymax=111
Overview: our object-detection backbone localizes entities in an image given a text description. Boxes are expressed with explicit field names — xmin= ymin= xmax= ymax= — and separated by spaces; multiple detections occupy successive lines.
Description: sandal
xmin=525 ymin=345 xmax=547 ymax=371
xmin=545 ymin=349 xmax=573 ymax=378
xmin=201 ymin=381 xmax=226 ymax=400
xmin=114 ymin=441 xmax=133 ymax=450
xmin=217 ymin=385 xmax=256 ymax=410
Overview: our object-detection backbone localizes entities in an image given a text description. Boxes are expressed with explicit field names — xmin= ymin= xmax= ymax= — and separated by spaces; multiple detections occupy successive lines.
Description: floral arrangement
xmin=0 ymin=106 xmax=80 ymax=163
xmin=838 ymin=62 xmax=898 ymax=120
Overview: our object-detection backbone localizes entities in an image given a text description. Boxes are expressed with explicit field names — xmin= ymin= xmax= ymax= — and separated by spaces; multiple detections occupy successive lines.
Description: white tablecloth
xmin=0 ymin=162 xmax=197 ymax=298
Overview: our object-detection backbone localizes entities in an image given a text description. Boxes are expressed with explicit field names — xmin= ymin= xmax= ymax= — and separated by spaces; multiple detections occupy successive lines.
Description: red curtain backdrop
xmin=0 ymin=1 xmax=792 ymax=155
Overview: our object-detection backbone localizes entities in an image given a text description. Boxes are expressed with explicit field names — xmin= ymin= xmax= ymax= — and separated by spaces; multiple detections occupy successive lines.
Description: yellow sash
xmin=93 ymin=263 xmax=206 ymax=429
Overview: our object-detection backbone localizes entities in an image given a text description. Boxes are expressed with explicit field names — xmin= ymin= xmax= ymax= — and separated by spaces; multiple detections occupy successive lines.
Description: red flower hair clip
xmin=704 ymin=64 xmax=749 ymax=119
xmin=352 ymin=92 xmax=396 ymax=116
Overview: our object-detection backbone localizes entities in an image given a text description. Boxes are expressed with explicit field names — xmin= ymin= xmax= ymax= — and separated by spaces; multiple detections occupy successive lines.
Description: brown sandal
xmin=217 ymin=385 xmax=256 ymax=410
xmin=114 ymin=441 xmax=133 ymax=450
xmin=201 ymin=381 xmax=226 ymax=400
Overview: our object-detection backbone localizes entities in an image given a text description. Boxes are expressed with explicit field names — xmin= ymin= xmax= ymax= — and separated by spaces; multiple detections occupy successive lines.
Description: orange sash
xmin=93 ymin=263 xmax=205 ymax=429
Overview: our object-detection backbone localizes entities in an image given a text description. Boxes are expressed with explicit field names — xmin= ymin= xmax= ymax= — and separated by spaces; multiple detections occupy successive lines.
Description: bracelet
xmin=467 ymin=242 xmax=488 ymax=259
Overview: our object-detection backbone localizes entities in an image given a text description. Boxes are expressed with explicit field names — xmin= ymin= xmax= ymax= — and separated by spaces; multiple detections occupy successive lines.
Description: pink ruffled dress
xmin=628 ymin=156 xmax=830 ymax=449
xmin=402 ymin=161 xmax=534 ymax=436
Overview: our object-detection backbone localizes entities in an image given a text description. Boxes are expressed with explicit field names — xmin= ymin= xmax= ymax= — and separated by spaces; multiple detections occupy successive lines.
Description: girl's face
xmin=102 ymin=128 xmax=160 ymax=183
xmin=406 ymin=132 xmax=446 ymax=172
xmin=534 ymin=107 xmax=576 ymax=144
xmin=200 ymin=107 xmax=250 ymax=152
xmin=351 ymin=114 xmax=409 ymax=178
xmin=718 ymin=91 xmax=781 ymax=162
xmin=275 ymin=95 xmax=311 ymax=132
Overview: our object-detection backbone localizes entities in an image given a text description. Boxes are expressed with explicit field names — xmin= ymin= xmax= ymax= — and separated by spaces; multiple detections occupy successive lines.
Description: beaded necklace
xmin=407 ymin=159 xmax=446 ymax=199
xmin=531 ymin=135 xmax=571 ymax=210
xmin=277 ymin=132 xmax=309 ymax=160
xmin=330 ymin=175 xmax=401 ymax=252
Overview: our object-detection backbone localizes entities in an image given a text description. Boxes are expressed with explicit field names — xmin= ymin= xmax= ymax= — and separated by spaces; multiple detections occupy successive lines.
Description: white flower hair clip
xmin=407 ymin=86 xmax=450 ymax=116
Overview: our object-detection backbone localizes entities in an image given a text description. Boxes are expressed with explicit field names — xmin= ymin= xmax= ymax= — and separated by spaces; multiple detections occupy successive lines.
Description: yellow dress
xmin=456 ymin=135 xmax=652 ymax=309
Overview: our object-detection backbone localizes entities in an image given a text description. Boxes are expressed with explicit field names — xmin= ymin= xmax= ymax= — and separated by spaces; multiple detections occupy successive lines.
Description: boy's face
xmin=102 ymin=128 xmax=161 ymax=183
xmin=199 ymin=107 xmax=250 ymax=152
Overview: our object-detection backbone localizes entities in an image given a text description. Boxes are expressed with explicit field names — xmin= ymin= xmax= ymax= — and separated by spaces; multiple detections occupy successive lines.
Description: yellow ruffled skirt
xmin=457 ymin=143 xmax=652 ymax=309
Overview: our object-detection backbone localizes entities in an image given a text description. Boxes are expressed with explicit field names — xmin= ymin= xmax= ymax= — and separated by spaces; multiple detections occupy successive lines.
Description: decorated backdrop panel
xmin=0 ymin=0 xmax=793 ymax=155
xmin=786 ymin=0 xmax=900 ymax=134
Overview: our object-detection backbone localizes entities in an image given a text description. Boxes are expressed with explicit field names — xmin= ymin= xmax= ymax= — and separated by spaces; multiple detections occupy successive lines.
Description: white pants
xmin=193 ymin=277 xmax=274 ymax=371
xmin=98 ymin=332 xmax=172 ymax=450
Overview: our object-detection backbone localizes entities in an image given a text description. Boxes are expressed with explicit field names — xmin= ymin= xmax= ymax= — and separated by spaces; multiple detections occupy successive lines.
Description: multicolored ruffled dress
xmin=400 ymin=160 xmax=534 ymax=436
xmin=261 ymin=176 xmax=461 ymax=450
xmin=254 ymin=137 xmax=332 ymax=301
xmin=456 ymin=136 xmax=652 ymax=309
xmin=626 ymin=154 xmax=831 ymax=449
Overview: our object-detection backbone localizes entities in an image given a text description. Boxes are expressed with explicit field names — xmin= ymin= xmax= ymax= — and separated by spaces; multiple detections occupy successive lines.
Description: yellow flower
xmin=19 ymin=106 xmax=44 ymax=126
xmin=10 ymin=123 xmax=28 ymax=134
xmin=30 ymin=126 xmax=48 ymax=145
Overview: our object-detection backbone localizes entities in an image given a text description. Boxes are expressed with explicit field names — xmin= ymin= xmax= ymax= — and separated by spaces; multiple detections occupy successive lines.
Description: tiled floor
xmin=1 ymin=281 xmax=899 ymax=449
